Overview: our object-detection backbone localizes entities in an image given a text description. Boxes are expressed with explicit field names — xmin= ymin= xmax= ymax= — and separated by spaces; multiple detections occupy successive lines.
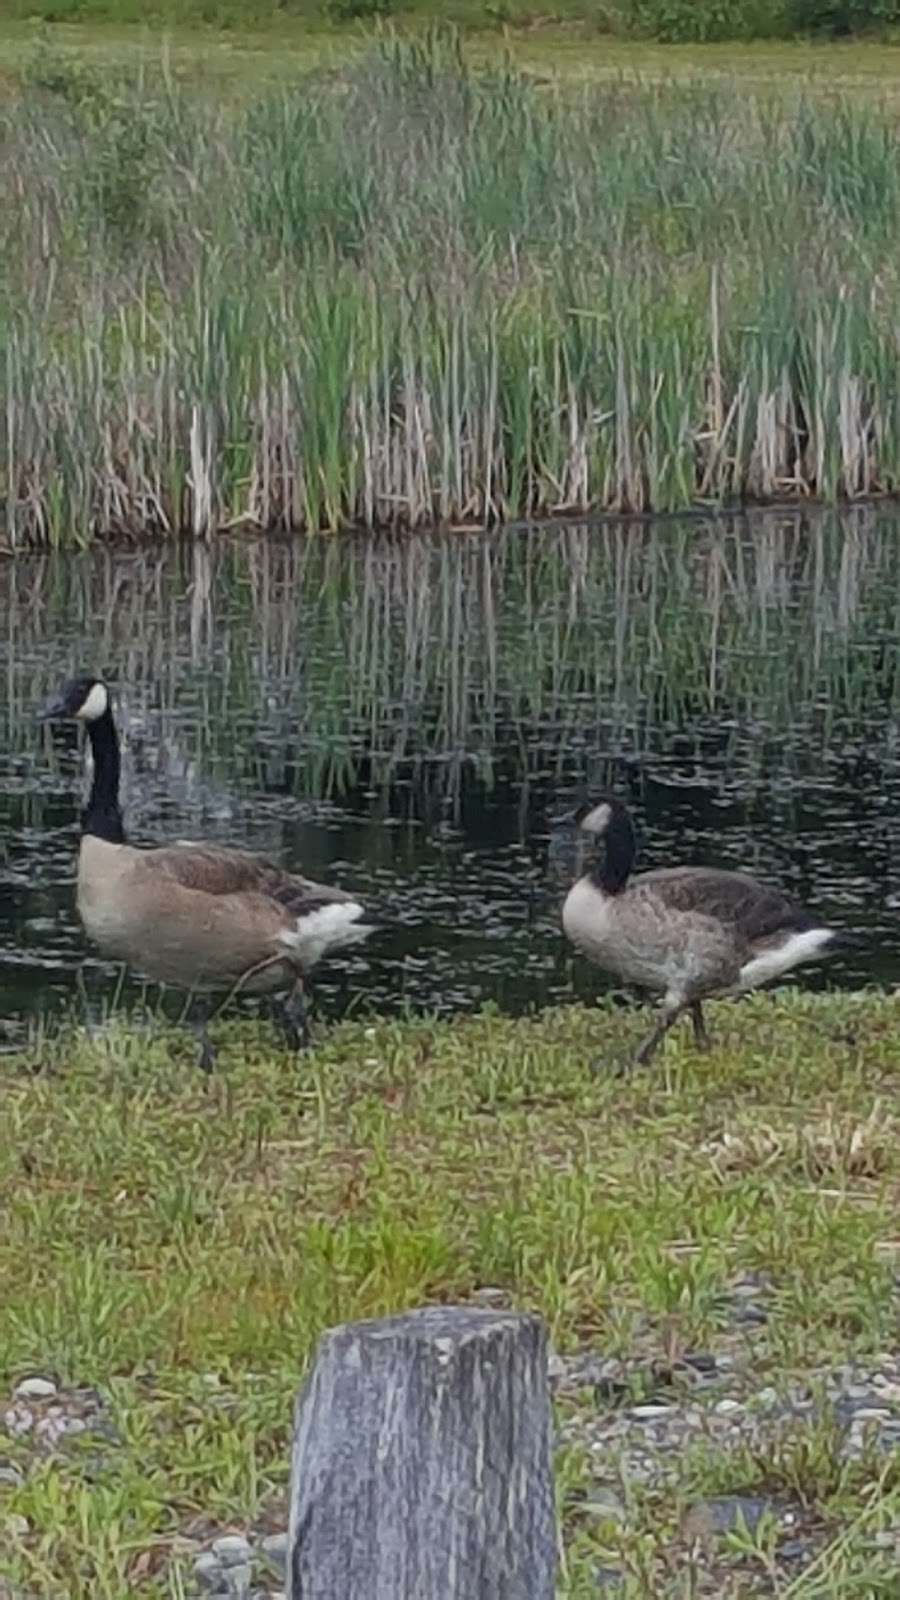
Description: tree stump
xmin=286 ymin=1304 xmax=556 ymax=1600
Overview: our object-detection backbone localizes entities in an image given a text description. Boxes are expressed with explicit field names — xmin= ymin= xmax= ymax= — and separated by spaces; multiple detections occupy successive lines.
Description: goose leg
xmin=632 ymin=1002 xmax=683 ymax=1068
xmin=690 ymin=1001 xmax=710 ymax=1052
xmin=189 ymin=1000 xmax=217 ymax=1073
xmin=275 ymin=978 xmax=309 ymax=1053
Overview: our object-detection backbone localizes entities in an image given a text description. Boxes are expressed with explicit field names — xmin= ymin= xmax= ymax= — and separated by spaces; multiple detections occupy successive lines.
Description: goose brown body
xmin=77 ymin=836 xmax=366 ymax=995
xmin=40 ymin=674 xmax=378 ymax=1067
xmin=560 ymin=796 xmax=843 ymax=1067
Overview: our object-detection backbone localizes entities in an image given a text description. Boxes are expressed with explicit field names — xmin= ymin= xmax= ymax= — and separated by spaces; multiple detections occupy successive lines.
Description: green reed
xmin=5 ymin=30 xmax=900 ymax=545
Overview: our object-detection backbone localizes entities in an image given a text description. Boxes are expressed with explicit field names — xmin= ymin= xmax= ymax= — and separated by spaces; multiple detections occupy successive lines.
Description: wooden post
xmin=286 ymin=1304 xmax=556 ymax=1600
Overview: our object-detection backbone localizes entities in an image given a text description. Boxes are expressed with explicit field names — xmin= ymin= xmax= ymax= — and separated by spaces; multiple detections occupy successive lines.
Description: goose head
xmin=39 ymin=675 xmax=110 ymax=723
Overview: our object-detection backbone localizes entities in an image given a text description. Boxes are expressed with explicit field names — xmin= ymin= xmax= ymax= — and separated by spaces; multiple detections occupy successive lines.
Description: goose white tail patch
xmin=736 ymin=927 xmax=836 ymax=993
xmin=279 ymin=901 xmax=375 ymax=969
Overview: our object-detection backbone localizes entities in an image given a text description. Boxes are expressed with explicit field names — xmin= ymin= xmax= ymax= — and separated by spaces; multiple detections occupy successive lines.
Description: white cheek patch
xmin=76 ymin=682 xmax=109 ymax=721
xmin=581 ymin=801 xmax=612 ymax=835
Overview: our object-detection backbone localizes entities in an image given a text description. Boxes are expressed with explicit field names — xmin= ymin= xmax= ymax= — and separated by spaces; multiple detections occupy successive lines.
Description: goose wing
xmin=638 ymin=867 xmax=815 ymax=943
xmin=148 ymin=843 xmax=357 ymax=912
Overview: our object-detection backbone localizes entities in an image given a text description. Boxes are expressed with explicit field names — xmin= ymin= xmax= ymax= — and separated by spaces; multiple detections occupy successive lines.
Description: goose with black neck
xmin=38 ymin=674 xmax=381 ymax=1071
xmin=560 ymin=793 xmax=847 ymax=1071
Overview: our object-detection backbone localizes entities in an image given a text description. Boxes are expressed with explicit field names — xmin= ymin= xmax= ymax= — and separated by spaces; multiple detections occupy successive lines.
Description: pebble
xmin=682 ymin=1353 xmax=718 ymax=1376
xmin=3 ymin=1408 xmax=33 ymax=1437
xmin=223 ymin=1565 xmax=252 ymax=1598
xmin=583 ymin=1488 xmax=626 ymax=1523
xmin=259 ymin=1532 xmax=288 ymax=1573
xmin=778 ymin=1538 xmax=811 ymax=1562
xmin=35 ymin=1414 xmax=69 ymax=1446
xmin=4 ymin=1514 xmax=29 ymax=1538
xmin=547 ymin=1353 xmax=567 ymax=1382
xmin=732 ymin=1303 xmax=769 ymax=1325
xmin=0 ymin=1467 xmax=24 ymax=1487
xmin=594 ymin=1567 xmax=624 ymax=1591
xmin=194 ymin=1553 xmax=225 ymax=1592
xmin=683 ymin=1495 xmax=775 ymax=1540
xmin=715 ymin=1398 xmax=743 ymax=1415
xmin=212 ymin=1535 xmax=252 ymax=1567
xmin=630 ymin=1404 xmax=673 ymax=1419
xmin=13 ymin=1379 xmax=56 ymax=1402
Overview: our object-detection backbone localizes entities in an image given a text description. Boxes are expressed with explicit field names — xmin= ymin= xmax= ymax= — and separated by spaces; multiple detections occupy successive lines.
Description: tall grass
xmin=5 ymin=29 xmax=900 ymax=544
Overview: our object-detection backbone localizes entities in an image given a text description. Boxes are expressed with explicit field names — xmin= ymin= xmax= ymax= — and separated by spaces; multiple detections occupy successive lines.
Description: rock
xmin=0 ymin=1466 xmax=24 ymax=1487
xmin=714 ymin=1399 xmax=743 ymax=1415
xmin=259 ymin=1532 xmax=288 ymax=1574
xmin=64 ymin=1418 xmax=87 ymax=1437
xmin=3 ymin=1408 xmax=33 ymax=1437
xmin=753 ymin=1387 xmax=778 ymax=1408
xmin=731 ymin=1302 xmax=768 ymax=1326
xmin=629 ymin=1404 xmax=673 ymax=1419
xmin=834 ymin=1393 xmax=893 ymax=1425
xmin=212 ymin=1535 xmax=252 ymax=1568
xmin=682 ymin=1495 xmax=775 ymax=1541
xmin=35 ymin=1414 xmax=69 ymax=1446
xmin=13 ymin=1379 xmax=56 ymax=1401
xmin=682 ymin=1353 xmax=718 ymax=1376
xmin=778 ymin=1539 xmax=811 ymax=1562
xmin=194 ymin=1553 xmax=225 ymax=1592
xmin=592 ymin=1376 xmax=631 ymax=1405
xmin=582 ymin=1489 xmax=626 ymax=1523
xmin=223 ymin=1565 xmax=252 ymax=1598
xmin=594 ymin=1567 xmax=624 ymax=1591
xmin=4 ymin=1514 xmax=29 ymax=1538
xmin=547 ymin=1353 xmax=567 ymax=1382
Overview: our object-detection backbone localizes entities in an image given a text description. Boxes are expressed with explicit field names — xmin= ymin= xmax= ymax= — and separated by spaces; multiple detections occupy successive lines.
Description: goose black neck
xmin=588 ymin=807 xmax=635 ymax=895
xmin=82 ymin=709 xmax=125 ymax=844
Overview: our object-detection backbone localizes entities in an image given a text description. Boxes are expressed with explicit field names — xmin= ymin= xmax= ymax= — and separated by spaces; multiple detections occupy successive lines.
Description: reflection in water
xmin=2 ymin=507 xmax=899 ymax=1032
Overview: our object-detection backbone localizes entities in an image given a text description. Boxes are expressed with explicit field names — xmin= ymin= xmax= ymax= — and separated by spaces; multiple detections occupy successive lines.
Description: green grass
xmin=3 ymin=21 xmax=900 ymax=93
xmin=4 ymin=989 xmax=900 ymax=1594
xmin=0 ymin=0 xmax=896 ymax=41
xmin=6 ymin=28 xmax=900 ymax=543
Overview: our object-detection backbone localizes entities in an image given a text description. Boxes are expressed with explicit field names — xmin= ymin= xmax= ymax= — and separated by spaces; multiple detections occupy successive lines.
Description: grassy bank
xmin=6 ymin=31 xmax=900 ymax=545
xmin=0 ymin=0 xmax=896 ymax=40
xmin=3 ymin=990 xmax=900 ymax=1594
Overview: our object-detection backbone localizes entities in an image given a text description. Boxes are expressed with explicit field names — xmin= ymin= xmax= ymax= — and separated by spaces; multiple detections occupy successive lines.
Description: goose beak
xmin=37 ymin=694 xmax=69 ymax=722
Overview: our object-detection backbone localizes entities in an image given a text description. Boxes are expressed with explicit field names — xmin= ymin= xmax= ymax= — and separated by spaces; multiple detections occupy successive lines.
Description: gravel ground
xmin=4 ymin=1287 xmax=900 ymax=1600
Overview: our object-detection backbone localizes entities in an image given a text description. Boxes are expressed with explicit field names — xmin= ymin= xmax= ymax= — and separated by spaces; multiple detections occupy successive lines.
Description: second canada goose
xmin=561 ymin=794 xmax=845 ymax=1069
xmin=39 ymin=674 xmax=380 ymax=1069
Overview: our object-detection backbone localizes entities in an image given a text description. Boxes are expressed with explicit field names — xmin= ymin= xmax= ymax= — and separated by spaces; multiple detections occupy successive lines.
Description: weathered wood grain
xmin=287 ymin=1304 xmax=556 ymax=1599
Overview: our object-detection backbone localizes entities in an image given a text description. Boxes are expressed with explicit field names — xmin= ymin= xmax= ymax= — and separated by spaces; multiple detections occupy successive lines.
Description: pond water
xmin=2 ymin=508 xmax=899 ymax=1038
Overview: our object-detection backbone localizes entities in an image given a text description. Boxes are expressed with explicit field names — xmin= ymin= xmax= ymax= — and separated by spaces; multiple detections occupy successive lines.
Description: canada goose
xmin=39 ymin=674 xmax=379 ymax=1069
xmin=560 ymin=794 xmax=845 ymax=1069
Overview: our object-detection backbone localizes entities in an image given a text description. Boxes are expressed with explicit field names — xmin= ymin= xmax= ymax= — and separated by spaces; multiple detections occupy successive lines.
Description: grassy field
xmin=2 ymin=18 xmax=900 ymax=90
xmin=3 ymin=990 xmax=900 ymax=1595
